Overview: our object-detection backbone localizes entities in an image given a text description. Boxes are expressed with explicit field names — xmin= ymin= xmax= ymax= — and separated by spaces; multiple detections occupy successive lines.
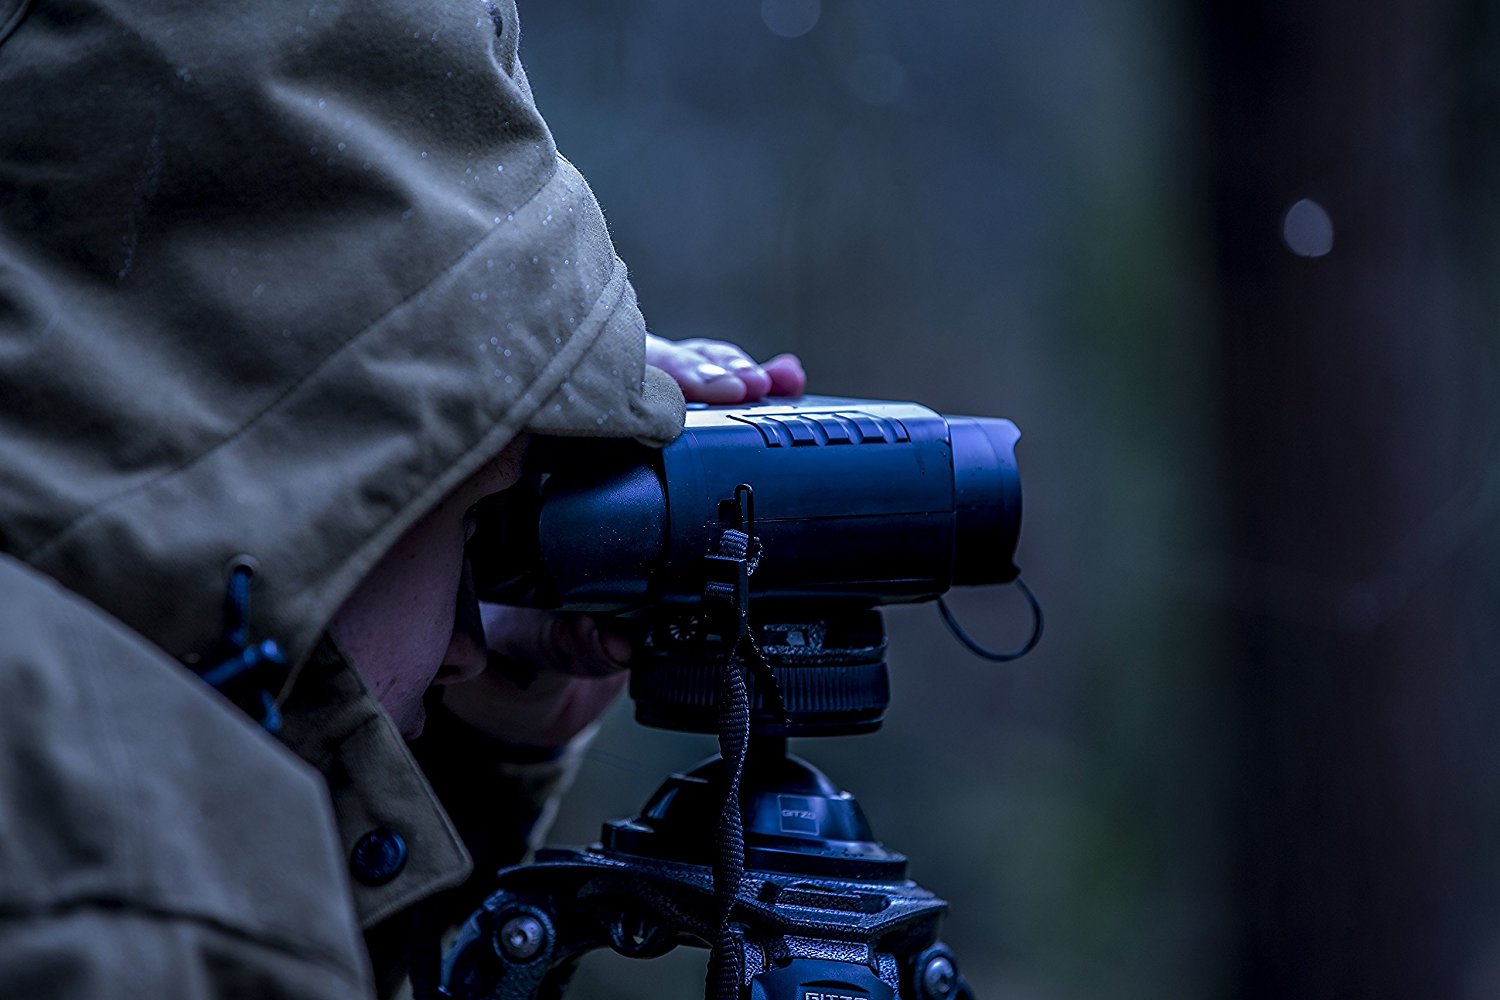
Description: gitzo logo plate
xmin=777 ymin=795 xmax=820 ymax=835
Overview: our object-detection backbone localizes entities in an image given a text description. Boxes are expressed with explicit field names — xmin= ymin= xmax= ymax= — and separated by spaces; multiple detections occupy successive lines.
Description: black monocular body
xmin=469 ymin=397 xmax=1023 ymax=614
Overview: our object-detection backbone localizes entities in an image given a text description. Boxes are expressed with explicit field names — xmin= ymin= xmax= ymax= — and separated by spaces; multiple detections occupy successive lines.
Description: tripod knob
xmin=497 ymin=915 xmax=546 ymax=962
xmin=913 ymin=946 xmax=973 ymax=1000
xmin=920 ymin=956 xmax=956 ymax=1000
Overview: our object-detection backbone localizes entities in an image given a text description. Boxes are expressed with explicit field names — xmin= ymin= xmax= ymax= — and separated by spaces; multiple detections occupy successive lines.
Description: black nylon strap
xmin=701 ymin=501 xmax=782 ymax=1000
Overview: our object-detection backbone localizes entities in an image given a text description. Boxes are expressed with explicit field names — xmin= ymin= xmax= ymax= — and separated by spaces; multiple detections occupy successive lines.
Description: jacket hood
xmin=0 ymin=0 xmax=684 ymax=671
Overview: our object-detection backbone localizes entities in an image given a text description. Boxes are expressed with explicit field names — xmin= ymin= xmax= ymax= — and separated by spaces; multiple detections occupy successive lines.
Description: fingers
xmin=763 ymin=353 xmax=807 ymax=397
xmin=480 ymin=604 xmax=631 ymax=678
xmin=524 ymin=671 xmax=630 ymax=749
xmin=438 ymin=605 xmax=634 ymax=746
xmin=645 ymin=334 xmax=804 ymax=404
xmin=439 ymin=658 xmax=629 ymax=748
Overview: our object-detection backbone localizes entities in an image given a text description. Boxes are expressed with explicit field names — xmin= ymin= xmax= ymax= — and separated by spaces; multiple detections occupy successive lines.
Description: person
xmin=0 ymin=0 xmax=804 ymax=996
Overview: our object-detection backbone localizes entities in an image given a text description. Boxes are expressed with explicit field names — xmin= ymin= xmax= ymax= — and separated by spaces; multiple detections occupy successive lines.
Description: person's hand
xmin=646 ymin=334 xmax=806 ymax=403
xmin=438 ymin=604 xmax=632 ymax=748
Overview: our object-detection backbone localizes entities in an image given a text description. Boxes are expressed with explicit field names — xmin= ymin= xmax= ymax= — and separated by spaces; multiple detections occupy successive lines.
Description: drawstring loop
xmin=195 ymin=557 xmax=288 ymax=733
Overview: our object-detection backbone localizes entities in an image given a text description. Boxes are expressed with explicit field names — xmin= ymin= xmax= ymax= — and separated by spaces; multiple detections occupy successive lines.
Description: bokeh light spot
xmin=761 ymin=0 xmax=820 ymax=39
xmin=1282 ymin=198 xmax=1334 ymax=257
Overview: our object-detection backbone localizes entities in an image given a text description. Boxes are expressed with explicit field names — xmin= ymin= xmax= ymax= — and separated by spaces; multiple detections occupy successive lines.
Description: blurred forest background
xmin=517 ymin=2 xmax=1500 ymax=998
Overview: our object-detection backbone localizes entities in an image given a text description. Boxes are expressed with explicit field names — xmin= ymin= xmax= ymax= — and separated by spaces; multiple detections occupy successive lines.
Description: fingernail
xmin=727 ymin=358 xmax=757 ymax=371
xmin=694 ymin=362 xmax=731 ymax=381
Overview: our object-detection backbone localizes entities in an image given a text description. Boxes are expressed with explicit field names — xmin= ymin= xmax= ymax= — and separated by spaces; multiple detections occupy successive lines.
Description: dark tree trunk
xmin=1202 ymin=2 xmax=1500 ymax=997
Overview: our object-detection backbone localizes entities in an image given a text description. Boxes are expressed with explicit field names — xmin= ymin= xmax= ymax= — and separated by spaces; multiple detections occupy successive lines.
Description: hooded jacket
xmin=0 ymin=0 xmax=683 ymax=994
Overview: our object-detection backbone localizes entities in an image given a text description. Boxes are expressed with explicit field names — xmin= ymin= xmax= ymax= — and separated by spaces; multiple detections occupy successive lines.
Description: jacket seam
xmin=25 ymin=157 xmax=572 ymax=566
xmin=0 ymin=895 xmax=370 ymax=989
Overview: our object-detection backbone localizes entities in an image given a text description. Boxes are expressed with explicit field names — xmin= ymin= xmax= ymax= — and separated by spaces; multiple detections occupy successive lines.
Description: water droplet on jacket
xmin=253 ymin=283 xmax=266 ymax=297
xmin=420 ymin=150 xmax=428 ymax=159
xmin=486 ymin=259 xmax=495 ymax=270
xmin=337 ymin=142 xmax=346 ymax=151
xmin=490 ymin=336 xmax=499 ymax=345
xmin=496 ymin=164 xmax=504 ymax=173
xmin=493 ymin=369 xmax=502 ymax=377
xmin=504 ymin=375 xmax=514 ymax=383
xmin=318 ymin=98 xmax=326 ymax=109
xmin=502 ymin=348 xmax=512 ymax=357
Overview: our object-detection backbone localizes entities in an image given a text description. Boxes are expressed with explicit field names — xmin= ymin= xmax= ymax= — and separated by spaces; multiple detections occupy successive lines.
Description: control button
xmin=807 ymin=414 xmax=853 ymax=443
xmin=730 ymin=414 xmax=784 ymax=446
xmin=769 ymin=415 xmax=818 ymax=445
xmin=350 ymin=828 xmax=407 ymax=886
xmin=841 ymin=413 xmax=888 ymax=443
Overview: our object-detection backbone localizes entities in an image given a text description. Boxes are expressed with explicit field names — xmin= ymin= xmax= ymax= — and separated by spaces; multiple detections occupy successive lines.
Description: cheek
xmin=331 ymin=508 xmax=468 ymax=718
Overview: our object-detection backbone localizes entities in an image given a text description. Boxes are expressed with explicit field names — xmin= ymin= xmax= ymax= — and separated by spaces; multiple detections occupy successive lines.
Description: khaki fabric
xmin=0 ymin=0 xmax=684 ymax=673
xmin=0 ymin=0 xmax=685 ymax=995
xmin=0 ymin=554 xmax=373 ymax=996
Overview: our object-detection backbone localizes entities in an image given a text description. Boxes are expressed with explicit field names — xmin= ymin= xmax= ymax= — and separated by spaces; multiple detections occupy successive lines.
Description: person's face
xmin=328 ymin=437 xmax=527 ymax=738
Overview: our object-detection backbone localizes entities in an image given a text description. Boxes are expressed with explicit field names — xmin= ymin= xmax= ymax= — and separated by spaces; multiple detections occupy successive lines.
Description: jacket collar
xmin=276 ymin=634 xmax=472 ymax=928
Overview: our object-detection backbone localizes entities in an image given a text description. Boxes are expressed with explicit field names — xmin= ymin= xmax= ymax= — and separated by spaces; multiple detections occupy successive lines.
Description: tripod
xmin=439 ymin=610 xmax=975 ymax=1000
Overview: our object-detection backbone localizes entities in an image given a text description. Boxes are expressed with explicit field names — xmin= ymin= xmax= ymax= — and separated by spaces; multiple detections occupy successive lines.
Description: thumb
xmin=480 ymin=604 xmax=633 ymax=678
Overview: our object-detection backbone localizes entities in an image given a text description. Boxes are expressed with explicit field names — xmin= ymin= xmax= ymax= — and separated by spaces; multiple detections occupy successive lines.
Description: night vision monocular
xmin=467 ymin=396 xmax=1030 ymax=737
